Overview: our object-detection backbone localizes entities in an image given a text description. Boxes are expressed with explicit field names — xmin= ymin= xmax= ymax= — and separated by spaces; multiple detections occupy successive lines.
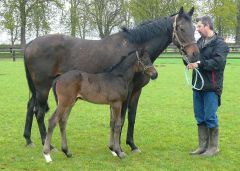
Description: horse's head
xmin=136 ymin=49 xmax=158 ymax=80
xmin=172 ymin=7 xmax=199 ymax=63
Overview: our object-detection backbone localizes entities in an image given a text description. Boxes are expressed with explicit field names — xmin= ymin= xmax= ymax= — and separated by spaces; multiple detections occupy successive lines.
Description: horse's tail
xmin=52 ymin=78 xmax=58 ymax=105
xmin=24 ymin=41 xmax=37 ymax=107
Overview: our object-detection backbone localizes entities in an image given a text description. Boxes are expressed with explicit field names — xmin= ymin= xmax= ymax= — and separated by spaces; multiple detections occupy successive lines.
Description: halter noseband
xmin=135 ymin=51 xmax=153 ymax=71
xmin=172 ymin=14 xmax=197 ymax=54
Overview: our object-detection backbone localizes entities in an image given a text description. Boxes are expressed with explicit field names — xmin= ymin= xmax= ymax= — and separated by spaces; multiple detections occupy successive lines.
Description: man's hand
xmin=187 ymin=61 xmax=200 ymax=69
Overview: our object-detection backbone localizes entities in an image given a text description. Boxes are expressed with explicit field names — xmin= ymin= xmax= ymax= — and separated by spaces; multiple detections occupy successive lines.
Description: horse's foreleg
xmin=112 ymin=103 xmax=126 ymax=159
xmin=126 ymin=89 xmax=142 ymax=152
xmin=23 ymin=96 xmax=35 ymax=146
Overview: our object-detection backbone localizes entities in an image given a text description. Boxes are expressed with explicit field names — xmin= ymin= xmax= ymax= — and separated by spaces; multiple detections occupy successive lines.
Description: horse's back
xmin=24 ymin=33 xmax=132 ymax=81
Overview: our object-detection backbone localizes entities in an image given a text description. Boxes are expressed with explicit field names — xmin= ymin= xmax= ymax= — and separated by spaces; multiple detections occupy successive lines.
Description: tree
xmin=129 ymin=0 xmax=196 ymax=24
xmin=1 ymin=2 xmax=20 ymax=47
xmin=89 ymin=0 xmax=124 ymax=38
xmin=236 ymin=0 xmax=240 ymax=44
xmin=28 ymin=1 xmax=62 ymax=37
xmin=201 ymin=0 xmax=237 ymax=38
xmin=1 ymin=0 xmax=62 ymax=48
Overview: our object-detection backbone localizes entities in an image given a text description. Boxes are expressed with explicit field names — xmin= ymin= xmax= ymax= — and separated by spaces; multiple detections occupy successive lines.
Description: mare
xmin=43 ymin=49 xmax=157 ymax=162
xmin=24 ymin=7 xmax=199 ymax=152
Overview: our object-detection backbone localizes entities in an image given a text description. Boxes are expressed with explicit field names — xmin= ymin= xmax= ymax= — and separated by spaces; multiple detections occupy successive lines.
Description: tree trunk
xmin=19 ymin=1 xmax=26 ymax=48
xmin=70 ymin=0 xmax=78 ymax=37
xmin=236 ymin=2 xmax=240 ymax=44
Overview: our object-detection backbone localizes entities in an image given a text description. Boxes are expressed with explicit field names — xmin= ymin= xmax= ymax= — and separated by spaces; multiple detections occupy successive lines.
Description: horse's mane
xmin=122 ymin=13 xmax=192 ymax=44
xmin=106 ymin=50 xmax=136 ymax=72
xmin=122 ymin=17 xmax=173 ymax=44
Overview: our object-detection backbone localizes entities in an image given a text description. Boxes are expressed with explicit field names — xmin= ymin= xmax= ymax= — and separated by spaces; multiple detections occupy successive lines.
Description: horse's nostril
xmin=151 ymin=72 xmax=158 ymax=80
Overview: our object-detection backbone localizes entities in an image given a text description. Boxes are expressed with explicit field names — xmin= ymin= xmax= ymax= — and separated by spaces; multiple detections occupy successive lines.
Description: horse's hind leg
xmin=23 ymin=96 xmax=35 ymax=146
xmin=126 ymin=89 xmax=142 ymax=153
xmin=35 ymin=88 xmax=50 ymax=146
xmin=59 ymin=108 xmax=72 ymax=158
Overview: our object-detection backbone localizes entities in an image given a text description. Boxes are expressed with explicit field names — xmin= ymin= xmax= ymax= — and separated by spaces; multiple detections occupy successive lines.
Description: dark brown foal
xmin=43 ymin=49 xmax=158 ymax=162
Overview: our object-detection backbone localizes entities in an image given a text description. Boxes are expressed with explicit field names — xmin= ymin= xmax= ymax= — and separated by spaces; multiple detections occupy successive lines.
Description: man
xmin=187 ymin=16 xmax=229 ymax=156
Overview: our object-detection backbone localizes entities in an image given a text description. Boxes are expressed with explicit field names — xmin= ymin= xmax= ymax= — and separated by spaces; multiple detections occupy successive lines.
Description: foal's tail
xmin=52 ymin=78 xmax=58 ymax=105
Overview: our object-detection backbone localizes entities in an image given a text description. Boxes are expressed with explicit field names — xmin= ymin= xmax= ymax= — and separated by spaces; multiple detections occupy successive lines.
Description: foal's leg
xmin=112 ymin=102 xmax=126 ymax=159
xmin=59 ymin=107 xmax=73 ymax=158
xmin=109 ymin=106 xmax=117 ymax=156
xmin=43 ymin=108 xmax=60 ymax=162
xmin=126 ymin=89 xmax=142 ymax=152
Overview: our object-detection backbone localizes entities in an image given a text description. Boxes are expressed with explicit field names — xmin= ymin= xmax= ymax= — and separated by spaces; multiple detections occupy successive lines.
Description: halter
xmin=172 ymin=14 xmax=197 ymax=55
xmin=135 ymin=51 xmax=154 ymax=71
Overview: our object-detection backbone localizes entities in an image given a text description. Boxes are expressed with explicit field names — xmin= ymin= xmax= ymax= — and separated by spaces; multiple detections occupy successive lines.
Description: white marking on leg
xmin=43 ymin=153 xmax=52 ymax=163
xmin=111 ymin=151 xmax=117 ymax=157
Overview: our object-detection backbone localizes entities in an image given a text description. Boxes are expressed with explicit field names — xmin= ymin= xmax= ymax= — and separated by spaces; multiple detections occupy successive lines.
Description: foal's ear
xmin=138 ymin=48 xmax=145 ymax=57
xmin=188 ymin=7 xmax=194 ymax=16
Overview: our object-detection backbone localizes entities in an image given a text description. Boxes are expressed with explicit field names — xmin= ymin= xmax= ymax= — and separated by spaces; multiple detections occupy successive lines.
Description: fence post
xmin=10 ymin=47 xmax=16 ymax=62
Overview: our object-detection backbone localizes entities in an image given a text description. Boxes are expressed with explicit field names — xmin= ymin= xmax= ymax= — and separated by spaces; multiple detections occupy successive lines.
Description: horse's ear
xmin=179 ymin=6 xmax=184 ymax=15
xmin=138 ymin=48 xmax=145 ymax=56
xmin=188 ymin=7 xmax=194 ymax=16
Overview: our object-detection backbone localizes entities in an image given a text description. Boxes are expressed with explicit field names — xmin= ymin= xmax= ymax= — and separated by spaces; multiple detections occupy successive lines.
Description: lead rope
xmin=183 ymin=56 xmax=204 ymax=90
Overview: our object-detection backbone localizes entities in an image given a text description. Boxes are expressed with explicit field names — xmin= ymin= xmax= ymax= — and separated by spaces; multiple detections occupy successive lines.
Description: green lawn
xmin=0 ymin=58 xmax=239 ymax=171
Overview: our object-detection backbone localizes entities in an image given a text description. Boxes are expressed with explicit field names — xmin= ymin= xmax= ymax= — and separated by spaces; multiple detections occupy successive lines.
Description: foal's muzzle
xmin=150 ymin=72 xmax=158 ymax=80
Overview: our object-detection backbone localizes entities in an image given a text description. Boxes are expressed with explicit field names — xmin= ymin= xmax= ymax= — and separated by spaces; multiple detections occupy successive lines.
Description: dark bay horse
xmin=43 ymin=49 xmax=157 ymax=162
xmin=24 ymin=7 xmax=199 ymax=152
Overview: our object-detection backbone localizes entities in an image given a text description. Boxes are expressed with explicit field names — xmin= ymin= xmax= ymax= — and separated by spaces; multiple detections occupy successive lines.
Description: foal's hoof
xmin=132 ymin=148 xmax=141 ymax=153
xmin=108 ymin=147 xmax=117 ymax=157
xmin=118 ymin=152 xmax=126 ymax=159
xmin=43 ymin=153 xmax=52 ymax=163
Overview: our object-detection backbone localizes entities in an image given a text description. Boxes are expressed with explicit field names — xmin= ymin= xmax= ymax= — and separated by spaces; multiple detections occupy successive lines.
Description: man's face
xmin=196 ymin=21 xmax=208 ymax=38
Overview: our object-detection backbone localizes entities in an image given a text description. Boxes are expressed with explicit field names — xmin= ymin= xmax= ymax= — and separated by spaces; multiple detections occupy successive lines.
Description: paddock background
xmin=0 ymin=56 xmax=239 ymax=170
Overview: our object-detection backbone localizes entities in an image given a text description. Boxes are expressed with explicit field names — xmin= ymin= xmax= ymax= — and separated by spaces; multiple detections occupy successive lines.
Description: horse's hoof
xmin=43 ymin=153 xmax=52 ymax=163
xmin=132 ymin=148 xmax=141 ymax=153
xmin=25 ymin=142 xmax=35 ymax=148
xmin=66 ymin=152 xmax=72 ymax=158
xmin=118 ymin=152 xmax=126 ymax=159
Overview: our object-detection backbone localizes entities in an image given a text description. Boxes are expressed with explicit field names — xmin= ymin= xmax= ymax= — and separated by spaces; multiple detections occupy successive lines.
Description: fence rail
xmin=164 ymin=44 xmax=240 ymax=53
xmin=0 ymin=44 xmax=240 ymax=61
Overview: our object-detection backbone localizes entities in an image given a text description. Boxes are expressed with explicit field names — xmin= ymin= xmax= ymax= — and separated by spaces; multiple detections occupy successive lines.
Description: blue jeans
xmin=193 ymin=91 xmax=219 ymax=128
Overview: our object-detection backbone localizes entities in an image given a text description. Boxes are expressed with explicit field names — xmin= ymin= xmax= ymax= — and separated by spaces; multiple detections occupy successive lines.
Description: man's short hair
xmin=196 ymin=16 xmax=214 ymax=30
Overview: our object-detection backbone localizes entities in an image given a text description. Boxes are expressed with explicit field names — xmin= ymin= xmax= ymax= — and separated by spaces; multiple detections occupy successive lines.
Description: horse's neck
xmin=145 ymin=18 xmax=173 ymax=62
xmin=110 ymin=54 xmax=136 ymax=83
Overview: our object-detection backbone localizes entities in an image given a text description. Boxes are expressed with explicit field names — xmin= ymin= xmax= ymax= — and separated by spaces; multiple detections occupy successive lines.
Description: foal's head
xmin=135 ymin=49 xmax=158 ymax=80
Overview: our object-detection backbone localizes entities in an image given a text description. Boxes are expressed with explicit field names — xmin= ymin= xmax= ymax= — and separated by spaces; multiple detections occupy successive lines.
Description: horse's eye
xmin=180 ymin=28 xmax=185 ymax=32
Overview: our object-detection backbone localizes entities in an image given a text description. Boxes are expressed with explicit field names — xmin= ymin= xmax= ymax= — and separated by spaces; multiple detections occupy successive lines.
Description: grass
xmin=0 ymin=58 xmax=239 ymax=171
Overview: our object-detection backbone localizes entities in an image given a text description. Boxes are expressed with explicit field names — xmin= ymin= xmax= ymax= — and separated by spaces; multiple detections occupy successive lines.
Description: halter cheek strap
xmin=172 ymin=14 xmax=197 ymax=55
xmin=135 ymin=51 xmax=154 ymax=71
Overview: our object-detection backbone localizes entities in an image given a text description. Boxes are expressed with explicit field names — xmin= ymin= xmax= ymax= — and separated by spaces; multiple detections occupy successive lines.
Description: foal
xmin=43 ymin=49 xmax=158 ymax=162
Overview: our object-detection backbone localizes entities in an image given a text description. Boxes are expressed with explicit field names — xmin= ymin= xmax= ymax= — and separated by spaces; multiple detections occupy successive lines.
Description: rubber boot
xmin=190 ymin=125 xmax=209 ymax=155
xmin=201 ymin=127 xmax=219 ymax=156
